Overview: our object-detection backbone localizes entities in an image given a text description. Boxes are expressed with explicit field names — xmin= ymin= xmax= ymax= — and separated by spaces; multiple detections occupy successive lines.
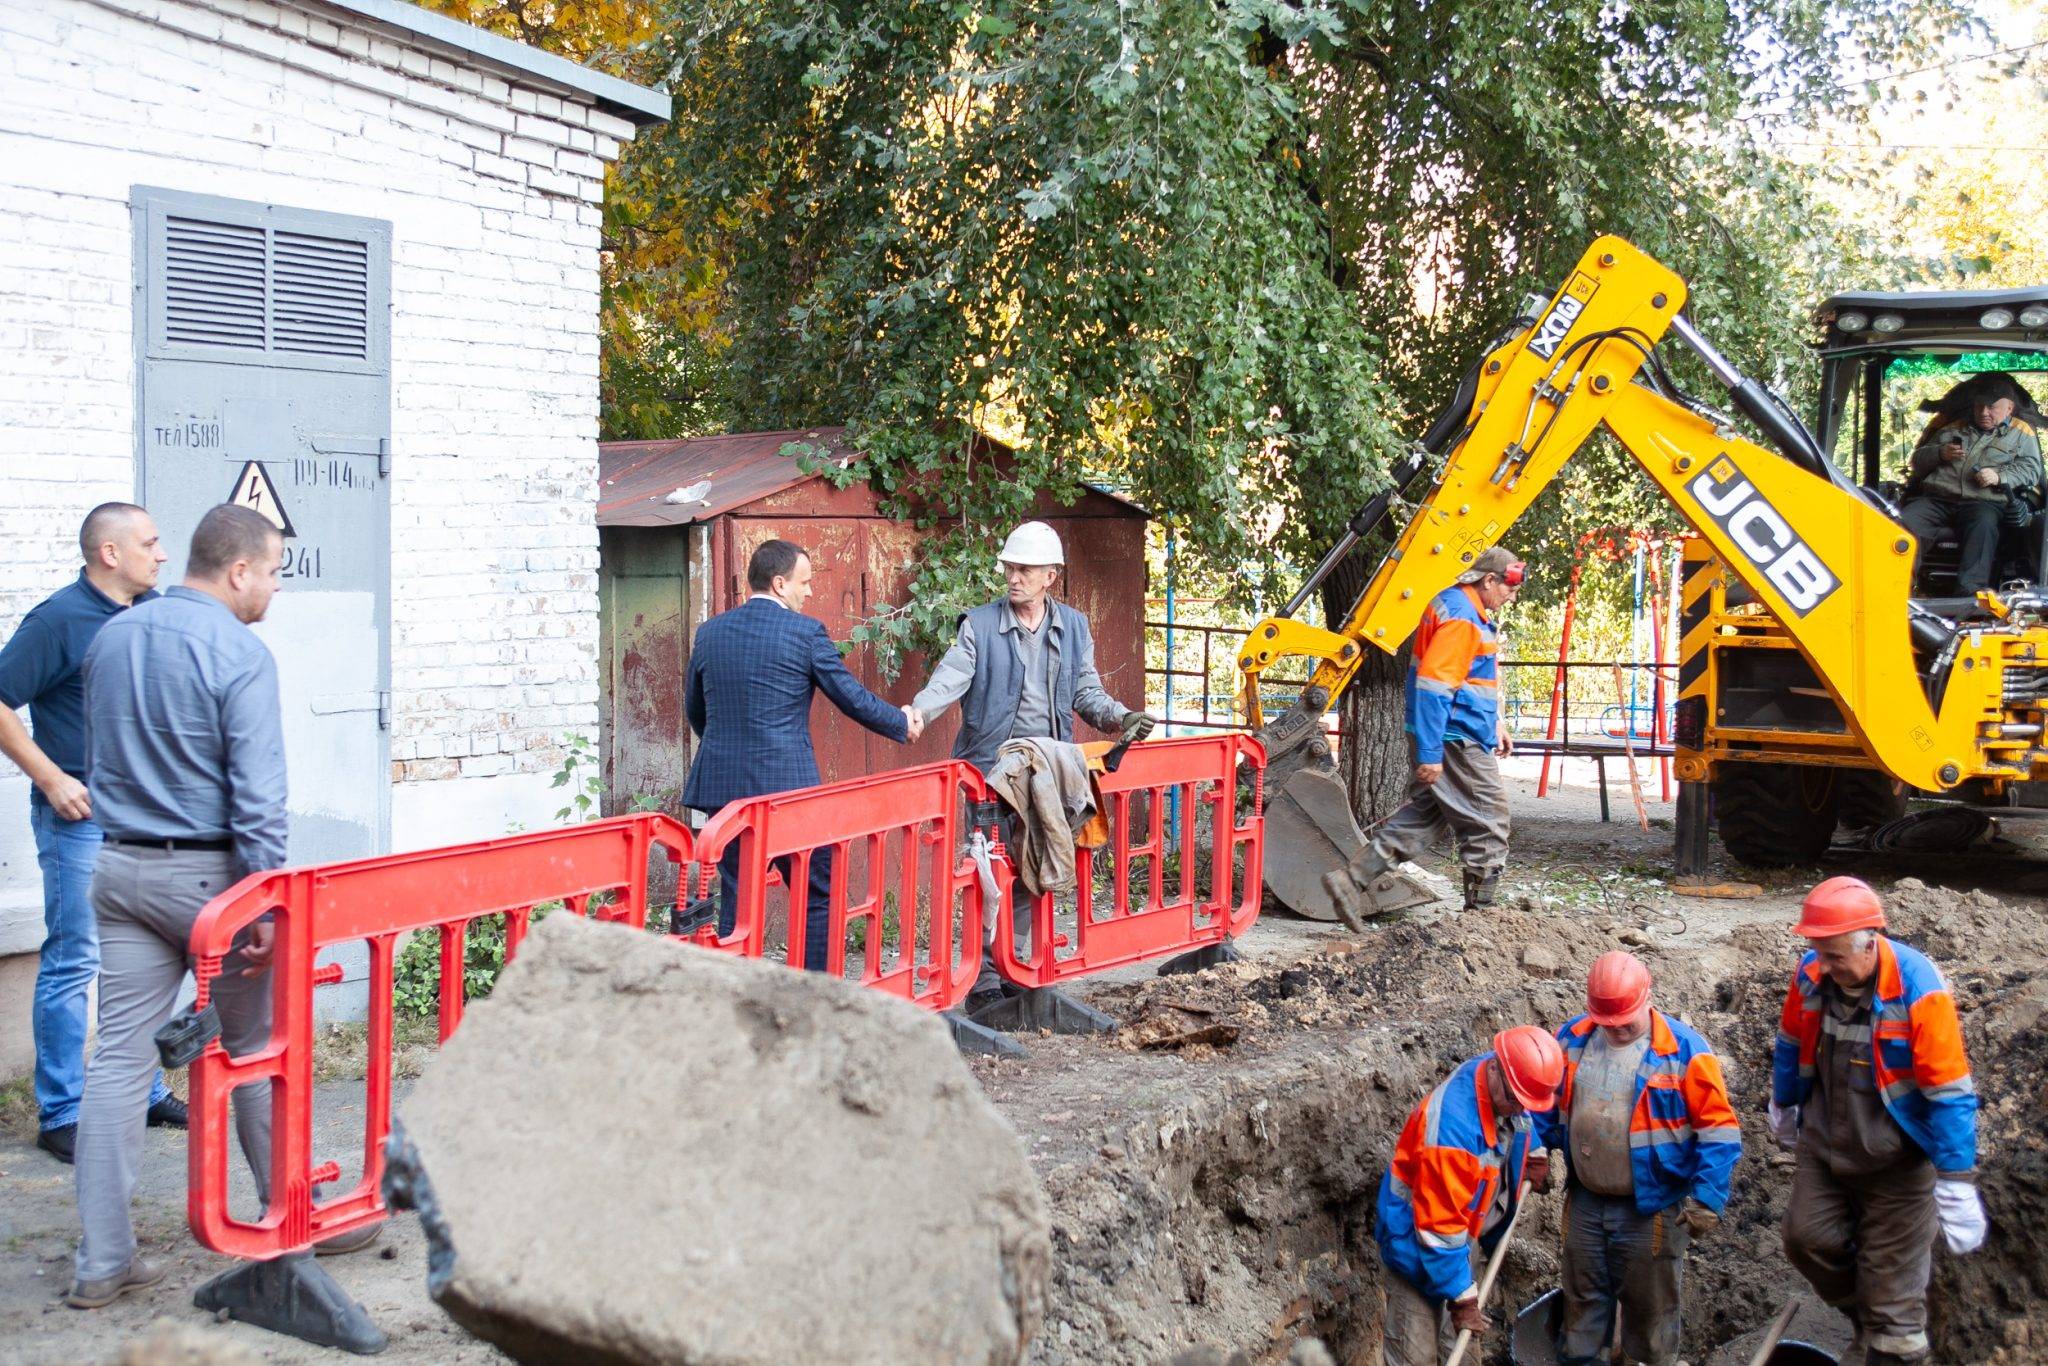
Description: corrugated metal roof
xmin=597 ymin=427 xmax=1151 ymax=526
xmin=597 ymin=428 xmax=857 ymax=526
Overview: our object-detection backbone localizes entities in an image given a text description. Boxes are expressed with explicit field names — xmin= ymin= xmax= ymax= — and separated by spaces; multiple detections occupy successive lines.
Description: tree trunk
xmin=1323 ymin=558 xmax=1410 ymax=827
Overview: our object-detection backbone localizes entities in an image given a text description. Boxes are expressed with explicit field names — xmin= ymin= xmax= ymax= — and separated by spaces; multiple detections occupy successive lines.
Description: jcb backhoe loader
xmin=1240 ymin=235 xmax=2048 ymax=918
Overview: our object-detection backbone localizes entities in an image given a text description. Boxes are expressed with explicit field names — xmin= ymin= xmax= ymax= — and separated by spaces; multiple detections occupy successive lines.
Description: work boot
xmin=36 ymin=1124 xmax=77 ymax=1165
xmin=1321 ymin=846 xmax=1392 ymax=932
xmin=965 ymin=962 xmax=1009 ymax=1017
xmin=1462 ymin=868 xmax=1500 ymax=911
xmin=67 ymin=1256 xmax=166 ymax=1309
xmin=146 ymin=1094 xmax=189 ymax=1129
xmin=315 ymin=1223 xmax=384 ymax=1257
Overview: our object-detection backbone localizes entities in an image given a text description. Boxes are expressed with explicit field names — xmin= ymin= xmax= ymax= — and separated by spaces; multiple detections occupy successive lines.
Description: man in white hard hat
xmin=909 ymin=520 xmax=1151 ymax=773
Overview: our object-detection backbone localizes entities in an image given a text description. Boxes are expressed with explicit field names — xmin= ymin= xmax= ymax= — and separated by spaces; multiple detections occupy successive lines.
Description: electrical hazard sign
xmin=227 ymin=460 xmax=296 ymax=538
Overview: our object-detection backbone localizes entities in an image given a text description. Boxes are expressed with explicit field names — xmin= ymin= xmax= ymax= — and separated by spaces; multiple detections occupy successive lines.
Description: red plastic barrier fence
xmin=689 ymin=760 xmax=988 ymax=1012
xmin=184 ymin=814 xmax=694 ymax=1260
xmin=994 ymin=734 xmax=1264 ymax=987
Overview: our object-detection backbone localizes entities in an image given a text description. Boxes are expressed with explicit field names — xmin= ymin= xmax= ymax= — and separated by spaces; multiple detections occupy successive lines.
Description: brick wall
xmin=0 ymin=0 xmax=647 ymax=984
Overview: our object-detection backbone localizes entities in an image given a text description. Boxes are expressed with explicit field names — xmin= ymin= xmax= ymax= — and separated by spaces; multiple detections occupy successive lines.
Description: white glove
xmin=1935 ymin=1178 xmax=1987 ymax=1255
xmin=1767 ymin=1098 xmax=1800 ymax=1152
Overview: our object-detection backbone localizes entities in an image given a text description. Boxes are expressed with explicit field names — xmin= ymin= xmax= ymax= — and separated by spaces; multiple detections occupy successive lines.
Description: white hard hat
xmin=997 ymin=520 xmax=1064 ymax=568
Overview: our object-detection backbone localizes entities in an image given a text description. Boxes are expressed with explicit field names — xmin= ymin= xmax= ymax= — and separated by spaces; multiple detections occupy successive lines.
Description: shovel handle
xmin=1745 ymin=1298 xmax=1801 ymax=1366
xmin=1442 ymin=1178 xmax=1534 ymax=1366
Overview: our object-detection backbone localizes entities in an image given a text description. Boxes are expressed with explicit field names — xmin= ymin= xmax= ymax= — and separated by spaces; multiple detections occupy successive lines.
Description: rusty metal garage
xmin=596 ymin=427 xmax=1150 ymax=814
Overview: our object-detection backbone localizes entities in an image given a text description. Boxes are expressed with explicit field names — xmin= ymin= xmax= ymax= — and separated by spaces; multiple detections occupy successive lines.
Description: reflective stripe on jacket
xmin=1771 ymin=936 xmax=1977 ymax=1175
xmin=1375 ymin=1054 xmax=1533 ymax=1301
xmin=1405 ymin=585 xmax=1499 ymax=764
xmin=1539 ymin=1009 xmax=1743 ymax=1214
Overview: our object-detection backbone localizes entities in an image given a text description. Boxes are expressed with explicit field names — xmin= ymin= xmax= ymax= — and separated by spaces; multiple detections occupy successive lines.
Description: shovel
xmin=1444 ymin=1178 xmax=1534 ymax=1366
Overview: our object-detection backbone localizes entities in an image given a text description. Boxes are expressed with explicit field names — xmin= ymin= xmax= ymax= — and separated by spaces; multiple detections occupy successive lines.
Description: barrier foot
xmin=967 ymin=985 xmax=1118 ymax=1037
xmin=193 ymin=1251 xmax=387 ymax=1355
xmin=1155 ymin=939 xmax=1242 ymax=978
xmin=945 ymin=1010 xmax=1027 ymax=1058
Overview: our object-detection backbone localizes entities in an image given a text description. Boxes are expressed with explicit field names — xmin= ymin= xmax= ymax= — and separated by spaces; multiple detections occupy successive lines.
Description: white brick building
xmin=0 ymin=0 xmax=667 ymax=1056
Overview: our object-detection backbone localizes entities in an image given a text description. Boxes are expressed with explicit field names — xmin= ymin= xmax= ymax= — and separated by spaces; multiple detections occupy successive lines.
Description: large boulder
xmin=387 ymin=912 xmax=1049 ymax=1364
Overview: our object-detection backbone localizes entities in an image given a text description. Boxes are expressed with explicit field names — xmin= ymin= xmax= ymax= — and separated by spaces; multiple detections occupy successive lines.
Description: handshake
xmin=901 ymin=705 xmax=926 ymax=742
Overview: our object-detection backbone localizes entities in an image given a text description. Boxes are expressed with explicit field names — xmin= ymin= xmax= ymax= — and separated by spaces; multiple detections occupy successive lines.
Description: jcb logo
xmin=1687 ymin=457 xmax=1840 ymax=616
xmin=1528 ymin=273 xmax=1598 ymax=360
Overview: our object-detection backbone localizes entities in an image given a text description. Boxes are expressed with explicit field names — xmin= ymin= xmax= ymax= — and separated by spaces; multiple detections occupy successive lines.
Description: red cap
xmin=1585 ymin=951 xmax=1652 ymax=1027
xmin=1794 ymin=875 xmax=1887 ymax=939
xmin=1491 ymin=1025 xmax=1566 ymax=1113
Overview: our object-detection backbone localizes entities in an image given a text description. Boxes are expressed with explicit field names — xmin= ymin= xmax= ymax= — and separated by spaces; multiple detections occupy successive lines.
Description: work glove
xmin=1677 ymin=1198 xmax=1720 ymax=1239
xmin=1121 ymin=711 xmax=1156 ymax=742
xmin=1935 ymin=1178 xmax=1987 ymax=1255
xmin=1448 ymin=1289 xmax=1492 ymax=1336
xmin=1768 ymin=1098 xmax=1800 ymax=1152
xmin=1523 ymin=1149 xmax=1553 ymax=1195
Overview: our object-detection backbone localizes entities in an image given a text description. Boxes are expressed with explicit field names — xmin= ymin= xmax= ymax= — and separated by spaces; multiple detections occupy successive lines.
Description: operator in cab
xmin=1898 ymin=373 xmax=2042 ymax=595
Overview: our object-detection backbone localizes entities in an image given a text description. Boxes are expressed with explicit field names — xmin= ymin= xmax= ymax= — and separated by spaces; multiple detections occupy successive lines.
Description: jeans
xmin=29 ymin=800 xmax=169 ymax=1131
xmin=1558 ymin=1184 xmax=1686 ymax=1366
xmin=714 ymin=833 xmax=836 ymax=973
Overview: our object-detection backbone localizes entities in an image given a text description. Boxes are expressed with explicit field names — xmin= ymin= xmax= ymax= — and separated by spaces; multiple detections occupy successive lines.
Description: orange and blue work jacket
xmin=1406 ymin=585 xmax=1499 ymax=764
xmin=1772 ymin=936 xmax=1977 ymax=1175
xmin=1537 ymin=1009 xmax=1742 ymax=1215
xmin=1375 ymin=1054 xmax=1535 ymax=1301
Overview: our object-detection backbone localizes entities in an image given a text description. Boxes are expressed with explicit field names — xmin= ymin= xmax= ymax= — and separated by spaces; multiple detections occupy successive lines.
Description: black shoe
xmin=145 ymin=1095 xmax=189 ymax=1129
xmin=36 ymin=1124 xmax=77 ymax=1165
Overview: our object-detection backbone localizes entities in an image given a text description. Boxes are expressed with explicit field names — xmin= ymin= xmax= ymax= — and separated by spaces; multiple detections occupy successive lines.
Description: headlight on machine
xmin=2019 ymin=304 xmax=2048 ymax=328
xmin=1834 ymin=310 xmax=1869 ymax=333
xmin=1980 ymin=307 xmax=2015 ymax=330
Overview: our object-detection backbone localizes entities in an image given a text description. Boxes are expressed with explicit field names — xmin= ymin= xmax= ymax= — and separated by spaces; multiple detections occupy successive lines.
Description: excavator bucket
xmin=1255 ymin=701 xmax=1439 ymax=921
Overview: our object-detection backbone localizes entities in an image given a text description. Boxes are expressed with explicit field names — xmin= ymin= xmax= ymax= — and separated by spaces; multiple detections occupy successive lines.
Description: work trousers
xmin=1899 ymin=495 xmax=2003 ymax=593
xmin=1558 ymin=1184 xmax=1687 ymax=1366
xmin=29 ymin=800 xmax=168 ymax=1131
xmin=1374 ymin=739 xmax=1510 ymax=876
xmin=1783 ymin=1145 xmax=1937 ymax=1361
xmin=1378 ymin=1247 xmax=1481 ymax=1366
xmin=74 ymin=845 xmax=273 ymax=1283
xmin=714 ymin=836 xmax=835 ymax=973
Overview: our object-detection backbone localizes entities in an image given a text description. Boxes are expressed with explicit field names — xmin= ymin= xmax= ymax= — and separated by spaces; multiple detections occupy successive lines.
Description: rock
xmin=391 ymin=913 xmax=1051 ymax=1364
xmin=1520 ymin=944 xmax=1561 ymax=975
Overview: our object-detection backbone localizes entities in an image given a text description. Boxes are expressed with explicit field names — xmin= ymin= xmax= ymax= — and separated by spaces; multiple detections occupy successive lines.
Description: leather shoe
xmin=67 ymin=1255 xmax=166 ymax=1309
xmin=146 ymin=1094 xmax=189 ymax=1129
xmin=36 ymin=1124 xmax=77 ymax=1165
xmin=315 ymin=1222 xmax=384 ymax=1256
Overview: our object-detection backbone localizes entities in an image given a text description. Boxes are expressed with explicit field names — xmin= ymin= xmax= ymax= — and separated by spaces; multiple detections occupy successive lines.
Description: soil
xmin=4 ymin=759 xmax=2045 ymax=1364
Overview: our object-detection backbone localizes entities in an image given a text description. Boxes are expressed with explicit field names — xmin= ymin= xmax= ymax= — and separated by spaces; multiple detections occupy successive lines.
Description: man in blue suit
xmin=683 ymin=538 xmax=914 ymax=969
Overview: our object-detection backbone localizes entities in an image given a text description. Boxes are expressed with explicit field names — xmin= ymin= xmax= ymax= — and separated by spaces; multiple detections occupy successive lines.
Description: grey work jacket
xmin=1909 ymin=418 xmax=2044 ymax=504
xmin=912 ymin=599 xmax=1130 ymax=772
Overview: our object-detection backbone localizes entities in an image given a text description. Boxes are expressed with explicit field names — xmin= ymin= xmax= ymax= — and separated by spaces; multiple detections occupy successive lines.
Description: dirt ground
xmin=4 ymin=756 xmax=2045 ymax=1364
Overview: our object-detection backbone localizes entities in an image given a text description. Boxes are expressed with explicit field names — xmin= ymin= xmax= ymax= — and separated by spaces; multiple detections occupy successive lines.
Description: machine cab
xmin=1813 ymin=288 xmax=2048 ymax=596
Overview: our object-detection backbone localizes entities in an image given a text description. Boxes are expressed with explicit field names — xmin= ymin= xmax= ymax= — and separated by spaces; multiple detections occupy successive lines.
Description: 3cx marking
xmin=1687 ymin=456 xmax=1840 ymax=616
xmin=1527 ymin=272 xmax=1599 ymax=360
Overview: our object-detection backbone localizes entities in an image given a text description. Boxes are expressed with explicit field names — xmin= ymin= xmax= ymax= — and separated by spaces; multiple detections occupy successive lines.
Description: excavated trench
xmin=977 ymin=880 xmax=2048 ymax=1364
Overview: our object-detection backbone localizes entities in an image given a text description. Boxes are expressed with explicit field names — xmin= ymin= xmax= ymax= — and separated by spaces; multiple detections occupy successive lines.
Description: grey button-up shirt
xmin=82 ymin=586 xmax=288 ymax=877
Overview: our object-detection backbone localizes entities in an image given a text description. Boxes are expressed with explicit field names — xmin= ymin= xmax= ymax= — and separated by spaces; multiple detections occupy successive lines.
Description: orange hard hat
xmin=1491 ymin=1025 xmax=1566 ymax=1113
xmin=1794 ymin=875 xmax=1887 ymax=939
xmin=1585 ymin=950 xmax=1652 ymax=1027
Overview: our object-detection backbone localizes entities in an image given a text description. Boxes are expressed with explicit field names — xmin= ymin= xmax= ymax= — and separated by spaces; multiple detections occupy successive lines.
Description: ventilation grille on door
xmin=161 ymin=217 xmax=372 ymax=362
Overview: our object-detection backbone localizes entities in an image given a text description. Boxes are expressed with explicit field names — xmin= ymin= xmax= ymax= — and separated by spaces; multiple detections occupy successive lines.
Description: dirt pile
xmin=393 ymin=913 xmax=1051 ymax=1364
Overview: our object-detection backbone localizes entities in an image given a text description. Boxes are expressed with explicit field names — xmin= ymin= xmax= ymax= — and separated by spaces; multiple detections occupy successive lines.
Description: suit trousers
xmin=74 ymin=845 xmax=273 ymax=1282
xmin=715 ymin=835 xmax=836 ymax=973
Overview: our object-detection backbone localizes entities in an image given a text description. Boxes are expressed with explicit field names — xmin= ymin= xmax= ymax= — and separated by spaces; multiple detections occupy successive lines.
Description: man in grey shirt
xmin=907 ymin=520 xmax=1151 ymax=772
xmin=67 ymin=504 xmax=294 ymax=1307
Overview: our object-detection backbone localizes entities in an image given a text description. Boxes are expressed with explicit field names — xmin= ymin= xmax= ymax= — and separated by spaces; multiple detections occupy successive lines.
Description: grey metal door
xmin=132 ymin=188 xmax=392 ymax=979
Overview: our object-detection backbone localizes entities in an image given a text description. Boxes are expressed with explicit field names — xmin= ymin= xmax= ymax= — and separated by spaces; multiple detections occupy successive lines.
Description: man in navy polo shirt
xmin=0 ymin=504 xmax=182 ymax=1163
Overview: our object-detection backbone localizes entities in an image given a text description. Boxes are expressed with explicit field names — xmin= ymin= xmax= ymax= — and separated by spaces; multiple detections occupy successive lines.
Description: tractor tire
xmin=1713 ymin=762 xmax=1839 ymax=868
xmin=1835 ymin=769 xmax=1910 ymax=834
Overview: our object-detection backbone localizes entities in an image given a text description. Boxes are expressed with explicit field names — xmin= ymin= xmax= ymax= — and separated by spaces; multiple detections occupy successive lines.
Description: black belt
xmin=107 ymin=837 xmax=233 ymax=853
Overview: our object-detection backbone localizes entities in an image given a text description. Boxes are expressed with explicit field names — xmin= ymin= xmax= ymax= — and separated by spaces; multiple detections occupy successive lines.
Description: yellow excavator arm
xmin=1241 ymin=234 xmax=2013 ymax=825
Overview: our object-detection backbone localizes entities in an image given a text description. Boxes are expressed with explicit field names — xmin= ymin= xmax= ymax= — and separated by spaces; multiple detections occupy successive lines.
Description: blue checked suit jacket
xmin=682 ymin=596 xmax=908 ymax=812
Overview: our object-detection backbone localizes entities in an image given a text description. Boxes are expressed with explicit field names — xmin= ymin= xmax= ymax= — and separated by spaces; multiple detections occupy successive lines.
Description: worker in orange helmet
xmin=1773 ymin=876 xmax=1983 ymax=1365
xmin=1537 ymin=951 xmax=1741 ymax=1366
xmin=1374 ymin=1024 xmax=1564 ymax=1365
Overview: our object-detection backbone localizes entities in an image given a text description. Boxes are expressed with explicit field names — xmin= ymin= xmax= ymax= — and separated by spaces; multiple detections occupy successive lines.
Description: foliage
xmin=651 ymin=0 xmax=1404 ymax=672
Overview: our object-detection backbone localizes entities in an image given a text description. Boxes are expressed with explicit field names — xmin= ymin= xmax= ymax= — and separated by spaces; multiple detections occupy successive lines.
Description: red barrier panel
xmin=994 ymin=734 xmax=1264 ymax=986
xmin=185 ymin=814 xmax=694 ymax=1260
xmin=690 ymin=761 xmax=988 ymax=1012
